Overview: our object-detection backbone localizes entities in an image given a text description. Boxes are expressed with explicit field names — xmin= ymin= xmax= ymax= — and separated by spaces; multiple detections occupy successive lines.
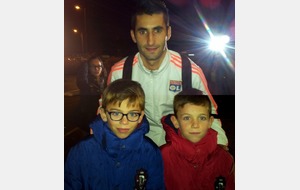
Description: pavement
xmin=64 ymin=75 xmax=89 ymax=160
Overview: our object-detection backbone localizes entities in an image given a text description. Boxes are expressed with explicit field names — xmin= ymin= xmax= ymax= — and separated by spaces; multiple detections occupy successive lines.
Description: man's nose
xmin=147 ymin=33 xmax=154 ymax=45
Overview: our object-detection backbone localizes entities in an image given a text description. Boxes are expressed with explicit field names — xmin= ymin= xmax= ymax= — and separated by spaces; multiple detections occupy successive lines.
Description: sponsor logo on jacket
xmin=169 ymin=80 xmax=182 ymax=92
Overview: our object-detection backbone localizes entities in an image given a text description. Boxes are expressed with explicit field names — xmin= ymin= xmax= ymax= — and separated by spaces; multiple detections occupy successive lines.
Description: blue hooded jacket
xmin=64 ymin=115 xmax=165 ymax=190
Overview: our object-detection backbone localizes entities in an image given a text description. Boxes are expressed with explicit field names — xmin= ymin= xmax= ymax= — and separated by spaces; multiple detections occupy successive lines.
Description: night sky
xmin=64 ymin=0 xmax=235 ymax=56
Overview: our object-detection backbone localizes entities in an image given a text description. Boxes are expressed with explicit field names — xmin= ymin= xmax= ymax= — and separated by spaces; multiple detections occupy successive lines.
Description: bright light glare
xmin=75 ymin=5 xmax=81 ymax=10
xmin=209 ymin=35 xmax=230 ymax=52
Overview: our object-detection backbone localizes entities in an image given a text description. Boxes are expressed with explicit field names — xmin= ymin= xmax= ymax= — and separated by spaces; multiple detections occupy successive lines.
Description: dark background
xmin=64 ymin=0 xmax=235 ymax=95
xmin=64 ymin=0 xmax=235 ymax=57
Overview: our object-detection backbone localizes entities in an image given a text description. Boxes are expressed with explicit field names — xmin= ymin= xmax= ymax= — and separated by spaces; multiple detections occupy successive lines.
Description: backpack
xmin=122 ymin=53 xmax=192 ymax=90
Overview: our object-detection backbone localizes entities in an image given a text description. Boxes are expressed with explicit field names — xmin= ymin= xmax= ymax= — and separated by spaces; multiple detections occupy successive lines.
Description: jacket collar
xmin=90 ymin=116 xmax=149 ymax=157
xmin=161 ymin=114 xmax=217 ymax=166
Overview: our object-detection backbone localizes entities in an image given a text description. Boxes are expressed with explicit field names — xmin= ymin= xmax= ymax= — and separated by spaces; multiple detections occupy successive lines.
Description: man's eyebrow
xmin=153 ymin=26 xmax=163 ymax=30
xmin=136 ymin=26 xmax=164 ymax=31
xmin=137 ymin=27 xmax=148 ymax=31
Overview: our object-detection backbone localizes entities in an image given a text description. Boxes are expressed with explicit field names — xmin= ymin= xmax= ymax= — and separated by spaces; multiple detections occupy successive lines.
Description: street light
xmin=74 ymin=5 xmax=87 ymax=53
xmin=208 ymin=35 xmax=230 ymax=53
xmin=73 ymin=29 xmax=84 ymax=53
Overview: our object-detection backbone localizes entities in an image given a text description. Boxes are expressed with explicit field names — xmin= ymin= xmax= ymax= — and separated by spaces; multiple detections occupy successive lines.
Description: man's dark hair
xmin=131 ymin=0 xmax=169 ymax=30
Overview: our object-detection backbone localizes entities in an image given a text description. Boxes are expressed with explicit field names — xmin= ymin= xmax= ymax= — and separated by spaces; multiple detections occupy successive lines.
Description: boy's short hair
xmin=131 ymin=0 xmax=169 ymax=30
xmin=101 ymin=79 xmax=145 ymax=110
xmin=173 ymin=88 xmax=212 ymax=117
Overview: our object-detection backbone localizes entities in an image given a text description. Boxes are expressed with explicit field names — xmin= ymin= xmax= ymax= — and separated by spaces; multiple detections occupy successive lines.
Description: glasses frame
xmin=106 ymin=111 xmax=142 ymax=122
xmin=91 ymin=65 xmax=102 ymax=69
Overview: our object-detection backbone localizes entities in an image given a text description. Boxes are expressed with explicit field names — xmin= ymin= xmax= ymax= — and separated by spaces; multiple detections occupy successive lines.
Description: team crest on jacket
xmin=169 ymin=80 xmax=182 ymax=92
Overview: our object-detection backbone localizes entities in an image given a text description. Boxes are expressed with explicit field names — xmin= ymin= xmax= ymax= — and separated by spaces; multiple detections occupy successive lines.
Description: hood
xmin=161 ymin=114 xmax=178 ymax=143
xmin=161 ymin=114 xmax=218 ymax=166
xmin=89 ymin=115 xmax=150 ymax=155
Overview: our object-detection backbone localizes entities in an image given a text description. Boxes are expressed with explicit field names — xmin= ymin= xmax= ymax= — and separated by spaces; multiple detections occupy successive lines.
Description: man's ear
xmin=166 ymin=26 xmax=172 ymax=41
xmin=99 ymin=108 xmax=108 ymax=122
xmin=130 ymin=30 xmax=137 ymax=43
xmin=170 ymin=115 xmax=180 ymax=129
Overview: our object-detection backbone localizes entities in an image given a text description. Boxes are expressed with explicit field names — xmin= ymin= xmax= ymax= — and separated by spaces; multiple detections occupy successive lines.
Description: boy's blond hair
xmin=101 ymin=79 xmax=145 ymax=110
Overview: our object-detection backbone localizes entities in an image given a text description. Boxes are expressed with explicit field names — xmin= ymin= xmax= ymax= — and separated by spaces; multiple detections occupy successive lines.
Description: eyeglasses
xmin=106 ymin=111 xmax=142 ymax=122
xmin=92 ymin=65 xmax=102 ymax=69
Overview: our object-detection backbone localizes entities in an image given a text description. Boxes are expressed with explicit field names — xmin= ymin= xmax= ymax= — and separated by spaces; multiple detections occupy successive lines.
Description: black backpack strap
xmin=180 ymin=53 xmax=192 ymax=90
xmin=122 ymin=54 xmax=135 ymax=79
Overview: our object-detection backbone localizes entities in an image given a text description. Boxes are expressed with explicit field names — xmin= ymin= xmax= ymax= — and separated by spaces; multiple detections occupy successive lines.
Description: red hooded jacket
xmin=160 ymin=115 xmax=235 ymax=190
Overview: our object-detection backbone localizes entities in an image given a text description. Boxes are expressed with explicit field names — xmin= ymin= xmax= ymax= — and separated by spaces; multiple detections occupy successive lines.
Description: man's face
xmin=130 ymin=13 xmax=171 ymax=69
xmin=100 ymin=99 xmax=145 ymax=139
xmin=89 ymin=58 xmax=102 ymax=77
xmin=171 ymin=103 xmax=214 ymax=143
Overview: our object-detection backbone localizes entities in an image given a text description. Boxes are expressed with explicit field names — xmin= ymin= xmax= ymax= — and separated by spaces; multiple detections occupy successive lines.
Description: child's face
xmin=100 ymin=99 xmax=144 ymax=139
xmin=171 ymin=103 xmax=214 ymax=143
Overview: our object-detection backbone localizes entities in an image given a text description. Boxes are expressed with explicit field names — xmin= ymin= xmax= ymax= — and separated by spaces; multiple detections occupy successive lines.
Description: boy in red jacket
xmin=160 ymin=88 xmax=234 ymax=190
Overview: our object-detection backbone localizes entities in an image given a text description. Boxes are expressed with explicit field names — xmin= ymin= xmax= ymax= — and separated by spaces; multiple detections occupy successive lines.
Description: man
xmin=105 ymin=0 xmax=228 ymax=147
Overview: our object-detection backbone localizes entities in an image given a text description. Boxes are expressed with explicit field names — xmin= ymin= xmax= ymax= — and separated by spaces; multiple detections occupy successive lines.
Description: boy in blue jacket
xmin=64 ymin=79 xmax=165 ymax=190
